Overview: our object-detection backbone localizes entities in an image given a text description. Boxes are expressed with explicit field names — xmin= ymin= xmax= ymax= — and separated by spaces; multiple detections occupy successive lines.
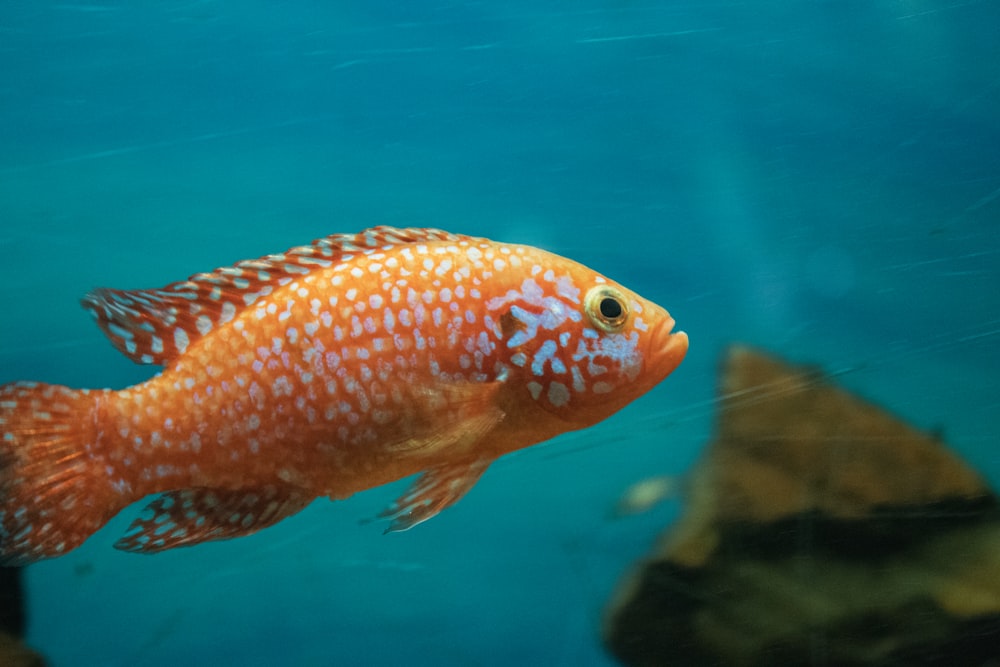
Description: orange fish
xmin=0 ymin=226 xmax=687 ymax=564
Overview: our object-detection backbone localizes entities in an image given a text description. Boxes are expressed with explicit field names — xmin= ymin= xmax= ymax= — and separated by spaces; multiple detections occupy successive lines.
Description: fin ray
xmin=377 ymin=378 xmax=507 ymax=457
xmin=0 ymin=382 xmax=121 ymax=565
xmin=378 ymin=459 xmax=492 ymax=532
xmin=114 ymin=486 xmax=311 ymax=554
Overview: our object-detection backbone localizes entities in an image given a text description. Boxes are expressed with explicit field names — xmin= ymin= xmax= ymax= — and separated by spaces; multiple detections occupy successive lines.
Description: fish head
xmin=489 ymin=247 xmax=688 ymax=429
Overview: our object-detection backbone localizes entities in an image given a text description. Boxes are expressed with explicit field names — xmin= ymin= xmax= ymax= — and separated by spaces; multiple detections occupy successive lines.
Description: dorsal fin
xmin=81 ymin=226 xmax=471 ymax=365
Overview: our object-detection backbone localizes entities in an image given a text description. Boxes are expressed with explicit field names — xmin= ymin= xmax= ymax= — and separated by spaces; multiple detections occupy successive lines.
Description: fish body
xmin=0 ymin=226 xmax=687 ymax=563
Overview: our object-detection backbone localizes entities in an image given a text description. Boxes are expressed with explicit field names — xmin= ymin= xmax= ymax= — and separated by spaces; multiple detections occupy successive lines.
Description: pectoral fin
xmin=378 ymin=459 xmax=492 ymax=532
xmin=379 ymin=378 xmax=507 ymax=457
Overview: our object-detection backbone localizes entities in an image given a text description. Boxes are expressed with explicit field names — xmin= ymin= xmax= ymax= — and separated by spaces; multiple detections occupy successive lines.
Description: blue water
xmin=1 ymin=2 xmax=998 ymax=665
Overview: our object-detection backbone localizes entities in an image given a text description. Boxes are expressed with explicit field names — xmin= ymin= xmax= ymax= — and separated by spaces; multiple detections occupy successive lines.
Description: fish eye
xmin=584 ymin=286 xmax=629 ymax=332
xmin=599 ymin=297 xmax=622 ymax=319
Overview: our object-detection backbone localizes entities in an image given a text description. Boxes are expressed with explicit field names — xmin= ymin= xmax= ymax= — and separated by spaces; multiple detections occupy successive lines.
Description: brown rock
xmin=604 ymin=346 xmax=1000 ymax=667
xmin=0 ymin=631 xmax=45 ymax=667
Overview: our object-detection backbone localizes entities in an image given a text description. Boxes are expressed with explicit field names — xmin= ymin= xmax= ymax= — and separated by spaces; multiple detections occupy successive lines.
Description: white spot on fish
xmin=556 ymin=276 xmax=580 ymax=303
xmin=531 ymin=339 xmax=559 ymax=376
xmin=174 ymin=328 xmax=190 ymax=354
xmin=272 ymin=376 xmax=292 ymax=396
xmin=220 ymin=301 xmax=237 ymax=324
xmin=548 ymin=382 xmax=570 ymax=407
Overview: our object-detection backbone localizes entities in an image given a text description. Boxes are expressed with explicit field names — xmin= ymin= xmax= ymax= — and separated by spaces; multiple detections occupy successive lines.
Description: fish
xmin=611 ymin=474 xmax=683 ymax=518
xmin=0 ymin=226 xmax=687 ymax=564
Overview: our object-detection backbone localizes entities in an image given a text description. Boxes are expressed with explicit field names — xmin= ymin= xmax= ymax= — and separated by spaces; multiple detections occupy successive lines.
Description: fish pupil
xmin=600 ymin=297 xmax=623 ymax=319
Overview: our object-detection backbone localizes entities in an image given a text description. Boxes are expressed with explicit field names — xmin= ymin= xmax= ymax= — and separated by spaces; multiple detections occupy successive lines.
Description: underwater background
xmin=1 ymin=1 xmax=998 ymax=665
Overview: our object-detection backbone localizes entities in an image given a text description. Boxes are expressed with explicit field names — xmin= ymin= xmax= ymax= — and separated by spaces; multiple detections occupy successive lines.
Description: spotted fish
xmin=0 ymin=226 xmax=687 ymax=564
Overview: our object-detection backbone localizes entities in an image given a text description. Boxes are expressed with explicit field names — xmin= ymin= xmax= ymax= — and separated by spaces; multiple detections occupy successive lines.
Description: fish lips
xmin=651 ymin=317 xmax=689 ymax=377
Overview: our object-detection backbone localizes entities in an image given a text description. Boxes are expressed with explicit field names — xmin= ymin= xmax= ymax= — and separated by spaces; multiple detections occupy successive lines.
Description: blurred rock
xmin=0 ymin=631 xmax=45 ymax=667
xmin=0 ymin=567 xmax=25 ymax=638
xmin=604 ymin=345 xmax=1000 ymax=667
xmin=0 ymin=568 xmax=46 ymax=666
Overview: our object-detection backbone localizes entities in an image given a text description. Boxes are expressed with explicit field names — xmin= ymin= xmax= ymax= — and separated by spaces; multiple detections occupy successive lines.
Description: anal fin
xmin=114 ymin=485 xmax=311 ymax=554
xmin=377 ymin=459 xmax=492 ymax=532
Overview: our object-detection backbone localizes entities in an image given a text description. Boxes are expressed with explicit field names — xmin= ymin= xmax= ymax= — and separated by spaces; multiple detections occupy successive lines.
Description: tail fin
xmin=0 ymin=382 xmax=120 ymax=564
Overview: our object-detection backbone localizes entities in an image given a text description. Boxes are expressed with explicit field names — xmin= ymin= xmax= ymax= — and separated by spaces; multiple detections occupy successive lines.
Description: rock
xmin=604 ymin=345 xmax=1000 ymax=667
xmin=0 ymin=566 xmax=25 ymax=638
xmin=0 ymin=630 xmax=45 ymax=667
xmin=0 ymin=567 xmax=46 ymax=665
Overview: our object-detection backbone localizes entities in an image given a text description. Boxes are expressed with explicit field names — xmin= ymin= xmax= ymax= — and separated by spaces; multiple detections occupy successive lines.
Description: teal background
xmin=1 ymin=2 xmax=998 ymax=665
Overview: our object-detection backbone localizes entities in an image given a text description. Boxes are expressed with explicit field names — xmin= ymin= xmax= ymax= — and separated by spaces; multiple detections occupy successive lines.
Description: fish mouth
xmin=652 ymin=317 xmax=689 ymax=371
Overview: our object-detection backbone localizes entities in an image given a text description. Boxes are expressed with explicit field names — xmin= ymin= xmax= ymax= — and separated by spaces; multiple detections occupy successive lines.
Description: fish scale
xmin=0 ymin=226 xmax=687 ymax=564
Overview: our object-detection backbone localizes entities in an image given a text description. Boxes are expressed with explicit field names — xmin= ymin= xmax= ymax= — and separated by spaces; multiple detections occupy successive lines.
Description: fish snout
xmin=649 ymin=316 xmax=688 ymax=376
